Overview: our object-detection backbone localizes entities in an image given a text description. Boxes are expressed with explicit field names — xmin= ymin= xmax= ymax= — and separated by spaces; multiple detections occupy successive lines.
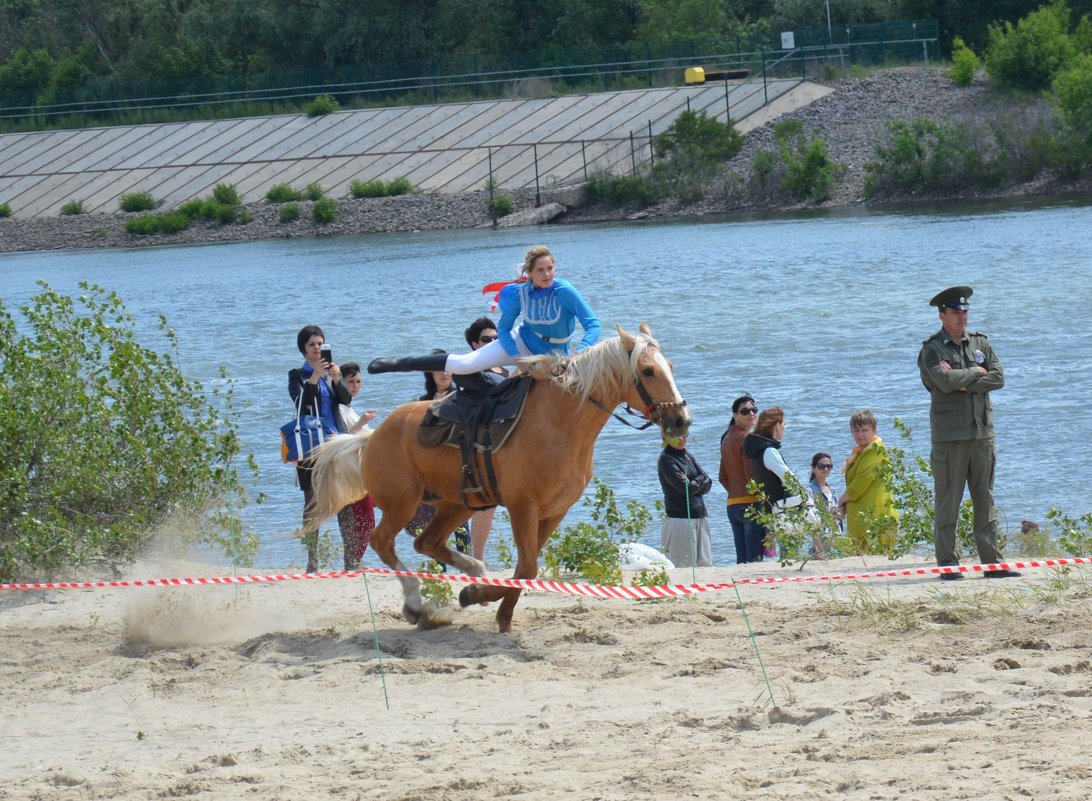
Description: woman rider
xmin=368 ymin=245 xmax=601 ymax=377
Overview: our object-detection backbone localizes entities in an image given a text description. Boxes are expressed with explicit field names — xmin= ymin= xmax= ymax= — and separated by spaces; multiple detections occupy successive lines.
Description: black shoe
xmin=983 ymin=569 xmax=1022 ymax=579
xmin=939 ymin=572 xmax=964 ymax=581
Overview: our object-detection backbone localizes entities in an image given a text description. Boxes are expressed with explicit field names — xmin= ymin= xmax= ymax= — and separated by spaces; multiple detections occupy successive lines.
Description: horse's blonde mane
xmin=535 ymin=332 xmax=657 ymax=403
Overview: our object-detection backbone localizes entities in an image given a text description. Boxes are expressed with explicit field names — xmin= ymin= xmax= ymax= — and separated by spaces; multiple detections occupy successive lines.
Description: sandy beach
xmin=2 ymin=555 xmax=1091 ymax=800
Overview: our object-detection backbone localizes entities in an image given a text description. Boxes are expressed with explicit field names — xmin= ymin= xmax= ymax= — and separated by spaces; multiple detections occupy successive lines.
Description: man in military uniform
xmin=917 ymin=286 xmax=1020 ymax=581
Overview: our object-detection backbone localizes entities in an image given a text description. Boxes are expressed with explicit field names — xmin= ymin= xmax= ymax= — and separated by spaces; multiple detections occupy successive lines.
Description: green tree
xmin=985 ymin=0 xmax=1079 ymax=92
xmin=0 ymin=282 xmax=258 ymax=580
xmin=949 ymin=35 xmax=980 ymax=85
xmin=1053 ymin=52 xmax=1092 ymax=137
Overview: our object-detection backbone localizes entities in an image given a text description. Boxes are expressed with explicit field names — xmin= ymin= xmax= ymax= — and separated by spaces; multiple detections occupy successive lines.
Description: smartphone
xmin=320 ymin=344 xmax=332 ymax=365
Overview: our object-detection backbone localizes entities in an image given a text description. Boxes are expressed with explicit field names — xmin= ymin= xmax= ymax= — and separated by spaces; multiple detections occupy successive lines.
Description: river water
xmin=3 ymin=198 xmax=1090 ymax=568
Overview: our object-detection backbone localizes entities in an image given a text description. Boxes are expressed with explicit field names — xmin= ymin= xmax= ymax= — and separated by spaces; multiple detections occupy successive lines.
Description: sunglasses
xmin=816 ymin=463 xmax=833 ymax=470
xmin=738 ymin=407 xmax=757 ymax=415
xmin=478 ymin=335 xmax=497 ymax=343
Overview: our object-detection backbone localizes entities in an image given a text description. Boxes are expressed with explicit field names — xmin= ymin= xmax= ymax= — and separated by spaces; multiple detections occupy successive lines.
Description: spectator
xmin=917 ymin=286 xmax=1019 ymax=580
xmin=335 ymin=361 xmax=378 ymax=568
xmin=807 ymin=452 xmax=841 ymax=558
xmin=718 ymin=395 xmax=761 ymax=563
xmin=288 ymin=324 xmax=350 ymax=573
xmin=742 ymin=406 xmax=802 ymax=560
xmin=836 ymin=410 xmax=898 ymax=553
xmin=462 ymin=317 xmax=509 ymax=564
xmin=657 ymin=433 xmax=713 ymax=567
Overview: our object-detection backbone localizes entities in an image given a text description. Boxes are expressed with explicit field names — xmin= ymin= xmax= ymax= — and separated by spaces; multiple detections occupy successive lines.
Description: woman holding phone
xmin=289 ymin=324 xmax=351 ymax=573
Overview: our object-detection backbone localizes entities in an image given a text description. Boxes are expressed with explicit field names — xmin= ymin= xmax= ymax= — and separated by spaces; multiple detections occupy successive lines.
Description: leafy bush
xmin=654 ymin=109 xmax=743 ymax=163
xmin=585 ymin=171 xmax=657 ymax=209
xmin=1053 ymin=53 xmax=1092 ymax=141
xmin=303 ymin=182 xmax=325 ymax=201
xmin=864 ymin=118 xmax=1000 ymax=197
xmin=176 ymin=198 xmax=236 ymax=225
xmin=541 ymin=478 xmax=652 ymax=585
xmin=266 ymin=184 xmax=302 ymax=203
xmin=774 ymin=120 xmax=843 ymax=202
xmin=119 ymin=191 xmax=156 ymax=212
xmin=348 ymin=177 xmax=414 ymax=198
xmin=491 ymin=192 xmax=514 ymax=216
xmin=985 ymin=1 xmax=1078 ymax=92
xmin=349 ymin=179 xmax=387 ymax=198
xmin=211 ymin=183 xmax=241 ymax=206
xmin=385 ymin=176 xmax=413 ymax=196
xmin=312 ymin=196 xmax=337 ymax=224
xmin=306 ymin=93 xmax=340 ymax=117
xmin=747 ymin=120 xmax=844 ymax=203
xmin=0 ymin=282 xmax=257 ymax=580
xmin=124 ymin=212 xmax=190 ymax=235
xmin=59 ymin=199 xmax=86 ymax=215
xmin=0 ymin=202 xmax=10 ymax=218
xmin=949 ymin=36 xmax=980 ymax=86
xmin=279 ymin=203 xmax=301 ymax=223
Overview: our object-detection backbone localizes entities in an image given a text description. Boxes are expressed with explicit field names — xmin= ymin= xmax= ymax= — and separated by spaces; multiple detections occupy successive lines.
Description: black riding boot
xmin=367 ymin=353 xmax=450 ymax=374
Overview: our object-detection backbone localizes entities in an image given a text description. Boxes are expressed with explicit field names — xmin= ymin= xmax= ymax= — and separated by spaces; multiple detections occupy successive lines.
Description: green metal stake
xmin=683 ymin=478 xmax=696 ymax=584
xmin=733 ymin=583 xmax=777 ymax=708
xmin=362 ymin=572 xmax=390 ymax=710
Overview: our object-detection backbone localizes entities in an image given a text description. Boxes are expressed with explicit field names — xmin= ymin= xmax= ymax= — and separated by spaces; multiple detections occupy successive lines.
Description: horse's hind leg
xmin=415 ymin=502 xmax=485 ymax=578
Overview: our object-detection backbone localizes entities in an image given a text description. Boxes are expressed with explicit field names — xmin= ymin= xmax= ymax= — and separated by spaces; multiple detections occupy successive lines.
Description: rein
xmin=588 ymin=356 xmax=688 ymax=431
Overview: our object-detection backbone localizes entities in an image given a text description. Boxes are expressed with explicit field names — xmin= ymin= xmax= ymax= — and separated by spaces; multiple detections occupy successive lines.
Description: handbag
xmin=281 ymin=390 xmax=338 ymax=464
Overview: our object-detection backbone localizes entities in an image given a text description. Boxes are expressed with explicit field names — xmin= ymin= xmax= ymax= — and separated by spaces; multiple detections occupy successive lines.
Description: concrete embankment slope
xmin=0 ymin=79 xmax=831 ymax=219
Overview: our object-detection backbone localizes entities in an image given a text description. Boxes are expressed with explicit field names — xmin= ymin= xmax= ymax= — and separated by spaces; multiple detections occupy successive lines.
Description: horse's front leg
xmin=368 ymin=505 xmax=425 ymax=625
xmin=414 ymin=502 xmax=485 ymax=578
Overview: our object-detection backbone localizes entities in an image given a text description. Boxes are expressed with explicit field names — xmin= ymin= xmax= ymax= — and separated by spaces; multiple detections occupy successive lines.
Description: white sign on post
xmin=781 ymin=31 xmax=795 ymax=49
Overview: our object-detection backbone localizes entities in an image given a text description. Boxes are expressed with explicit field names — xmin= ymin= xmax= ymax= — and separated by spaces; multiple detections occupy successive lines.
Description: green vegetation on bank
xmin=125 ymin=182 xmax=243 ymax=236
xmin=0 ymin=282 xmax=258 ymax=581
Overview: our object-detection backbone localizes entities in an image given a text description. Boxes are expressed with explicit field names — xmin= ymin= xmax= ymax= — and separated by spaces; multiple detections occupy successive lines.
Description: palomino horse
xmin=308 ymin=323 xmax=690 ymax=633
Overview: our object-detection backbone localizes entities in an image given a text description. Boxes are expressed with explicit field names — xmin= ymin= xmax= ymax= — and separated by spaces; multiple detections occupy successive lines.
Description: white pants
xmin=443 ymin=332 xmax=531 ymax=374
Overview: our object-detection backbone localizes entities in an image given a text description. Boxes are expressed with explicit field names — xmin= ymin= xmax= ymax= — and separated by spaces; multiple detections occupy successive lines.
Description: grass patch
xmin=119 ymin=191 xmax=156 ymax=212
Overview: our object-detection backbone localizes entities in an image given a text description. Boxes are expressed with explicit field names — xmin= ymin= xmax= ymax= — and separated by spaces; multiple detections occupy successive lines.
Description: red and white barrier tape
xmin=1 ymin=558 xmax=1088 ymax=596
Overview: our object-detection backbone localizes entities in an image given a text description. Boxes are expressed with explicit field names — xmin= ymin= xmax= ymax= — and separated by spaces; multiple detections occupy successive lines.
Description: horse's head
xmin=618 ymin=322 xmax=692 ymax=439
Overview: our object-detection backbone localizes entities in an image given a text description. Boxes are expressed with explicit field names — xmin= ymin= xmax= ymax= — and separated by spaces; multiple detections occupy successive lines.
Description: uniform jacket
xmin=658 ymin=446 xmax=712 ymax=519
xmin=917 ymin=327 xmax=1004 ymax=442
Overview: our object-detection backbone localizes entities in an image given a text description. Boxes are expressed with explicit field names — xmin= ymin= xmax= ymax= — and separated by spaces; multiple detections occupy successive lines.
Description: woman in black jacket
xmin=290 ymin=324 xmax=351 ymax=573
xmin=657 ymin=433 xmax=713 ymax=567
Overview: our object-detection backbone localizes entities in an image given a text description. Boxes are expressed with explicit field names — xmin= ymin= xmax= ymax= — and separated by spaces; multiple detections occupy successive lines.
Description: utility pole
xmin=826 ymin=0 xmax=833 ymax=44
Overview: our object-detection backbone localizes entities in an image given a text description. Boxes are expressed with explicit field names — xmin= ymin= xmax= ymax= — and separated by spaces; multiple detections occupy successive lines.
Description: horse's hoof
xmin=458 ymin=587 xmax=473 ymax=608
xmin=402 ymin=603 xmax=421 ymax=625
xmin=416 ymin=601 xmax=456 ymax=630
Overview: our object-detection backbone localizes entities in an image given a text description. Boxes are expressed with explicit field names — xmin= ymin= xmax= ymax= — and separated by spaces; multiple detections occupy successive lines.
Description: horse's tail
xmin=307 ymin=430 xmax=372 ymax=526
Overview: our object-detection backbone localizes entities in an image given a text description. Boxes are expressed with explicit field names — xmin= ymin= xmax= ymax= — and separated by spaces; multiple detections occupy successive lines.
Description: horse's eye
xmin=642 ymin=367 xmax=655 ymax=377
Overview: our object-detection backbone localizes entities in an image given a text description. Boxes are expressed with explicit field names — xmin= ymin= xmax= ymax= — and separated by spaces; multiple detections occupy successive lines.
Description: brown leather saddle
xmin=416 ymin=374 xmax=533 ymax=510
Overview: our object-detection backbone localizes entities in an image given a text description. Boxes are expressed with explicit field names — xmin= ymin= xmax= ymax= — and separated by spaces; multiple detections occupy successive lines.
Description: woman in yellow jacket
xmin=837 ymin=409 xmax=898 ymax=552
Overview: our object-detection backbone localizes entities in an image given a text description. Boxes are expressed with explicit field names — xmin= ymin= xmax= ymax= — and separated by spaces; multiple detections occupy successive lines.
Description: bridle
xmin=584 ymin=347 xmax=688 ymax=431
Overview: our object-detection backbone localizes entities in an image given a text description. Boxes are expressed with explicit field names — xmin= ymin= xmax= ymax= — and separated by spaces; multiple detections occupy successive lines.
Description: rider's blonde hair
xmin=521 ymin=245 xmax=553 ymax=274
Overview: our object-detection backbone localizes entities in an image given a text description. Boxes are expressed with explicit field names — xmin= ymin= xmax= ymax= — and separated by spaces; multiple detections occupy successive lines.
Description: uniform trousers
xmin=931 ymin=437 xmax=1002 ymax=567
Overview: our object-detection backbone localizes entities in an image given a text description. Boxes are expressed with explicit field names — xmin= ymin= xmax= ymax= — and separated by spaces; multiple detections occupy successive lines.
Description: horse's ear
xmin=639 ymin=321 xmax=652 ymax=337
xmin=616 ymin=325 xmax=635 ymax=352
